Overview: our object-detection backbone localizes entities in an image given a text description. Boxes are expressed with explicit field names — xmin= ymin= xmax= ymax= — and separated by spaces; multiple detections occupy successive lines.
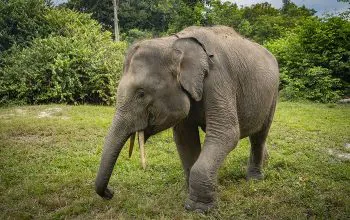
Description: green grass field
xmin=0 ymin=102 xmax=349 ymax=219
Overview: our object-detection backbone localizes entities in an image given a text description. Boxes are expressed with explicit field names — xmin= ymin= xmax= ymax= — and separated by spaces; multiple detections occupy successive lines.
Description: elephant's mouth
xmin=127 ymin=118 xmax=173 ymax=169
xmin=127 ymin=123 xmax=162 ymax=169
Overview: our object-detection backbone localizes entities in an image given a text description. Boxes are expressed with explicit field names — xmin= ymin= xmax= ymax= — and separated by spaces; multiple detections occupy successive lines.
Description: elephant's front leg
xmin=185 ymin=129 xmax=239 ymax=213
xmin=173 ymin=121 xmax=201 ymax=186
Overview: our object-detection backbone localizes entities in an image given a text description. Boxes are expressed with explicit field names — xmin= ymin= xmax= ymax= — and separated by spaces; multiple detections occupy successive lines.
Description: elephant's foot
xmin=184 ymin=198 xmax=216 ymax=213
xmin=98 ymin=187 xmax=114 ymax=200
xmin=247 ymin=167 xmax=264 ymax=180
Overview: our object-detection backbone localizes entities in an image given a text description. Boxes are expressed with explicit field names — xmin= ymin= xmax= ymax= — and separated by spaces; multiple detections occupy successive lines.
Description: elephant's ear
xmin=123 ymin=43 xmax=141 ymax=74
xmin=172 ymin=38 xmax=209 ymax=101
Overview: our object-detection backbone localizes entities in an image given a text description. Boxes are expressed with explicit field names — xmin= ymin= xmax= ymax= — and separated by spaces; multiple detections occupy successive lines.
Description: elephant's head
xmin=95 ymin=36 xmax=209 ymax=199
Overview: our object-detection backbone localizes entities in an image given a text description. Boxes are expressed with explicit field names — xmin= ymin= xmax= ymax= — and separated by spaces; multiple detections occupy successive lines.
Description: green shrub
xmin=0 ymin=9 xmax=127 ymax=105
xmin=266 ymin=16 xmax=349 ymax=102
xmin=121 ymin=28 xmax=153 ymax=44
xmin=0 ymin=0 xmax=52 ymax=53
xmin=280 ymin=67 xmax=342 ymax=103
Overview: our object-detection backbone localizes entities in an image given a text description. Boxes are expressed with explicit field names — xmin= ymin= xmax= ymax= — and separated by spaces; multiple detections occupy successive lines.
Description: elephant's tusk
xmin=128 ymin=133 xmax=136 ymax=158
xmin=138 ymin=131 xmax=146 ymax=169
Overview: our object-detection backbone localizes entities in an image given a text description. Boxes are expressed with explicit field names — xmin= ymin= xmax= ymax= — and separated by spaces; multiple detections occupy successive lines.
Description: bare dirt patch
xmin=36 ymin=107 xmax=70 ymax=120
xmin=37 ymin=107 xmax=63 ymax=118
xmin=15 ymin=108 xmax=27 ymax=115
xmin=328 ymin=148 xmax=350 ymax=161
xmin=0 ymin=108 xmax=27 ymax=119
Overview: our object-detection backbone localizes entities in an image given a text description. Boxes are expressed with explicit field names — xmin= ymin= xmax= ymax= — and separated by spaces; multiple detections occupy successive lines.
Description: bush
xmin=121 ymin=28 xmax=153 ymax=44
xmin=266 ymin=16 xmax=349 ymax=102
xmin=0 ymin=0 xmax=52 ymax=53
xmin=280 ymin=67 xmax=342 ymax=103
xmin=0 ymin=9 xmax=127 ymax=105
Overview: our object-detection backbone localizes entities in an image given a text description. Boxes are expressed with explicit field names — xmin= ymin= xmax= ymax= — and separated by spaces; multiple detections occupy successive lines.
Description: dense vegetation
xmin=0 ymin=0 xmax=349 ymax=104
xmin=0 ymin=0 xmax=126 ymax=105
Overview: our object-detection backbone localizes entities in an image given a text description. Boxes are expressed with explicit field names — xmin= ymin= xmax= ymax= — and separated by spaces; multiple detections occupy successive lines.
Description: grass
xmin=0 ymin=102 xmax=349 ymax=219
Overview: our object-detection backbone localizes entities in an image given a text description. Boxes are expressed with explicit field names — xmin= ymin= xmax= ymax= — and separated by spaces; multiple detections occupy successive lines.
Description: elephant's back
xmin=177 ymin=26 xmax=279 ymax=79
xmin=203 ymin=26 xmax=279 ymax=90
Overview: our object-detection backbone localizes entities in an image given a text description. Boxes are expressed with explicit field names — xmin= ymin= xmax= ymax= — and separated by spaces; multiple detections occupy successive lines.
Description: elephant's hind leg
xmin=247 ymin=130 xmax=269 ymax=180
xmin=247 ymin=99 xmax=277 ymax=180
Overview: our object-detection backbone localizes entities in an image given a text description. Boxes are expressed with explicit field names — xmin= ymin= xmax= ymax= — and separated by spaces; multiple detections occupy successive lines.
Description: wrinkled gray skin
xmin=95 ymin=26 xmax=279 ymax=212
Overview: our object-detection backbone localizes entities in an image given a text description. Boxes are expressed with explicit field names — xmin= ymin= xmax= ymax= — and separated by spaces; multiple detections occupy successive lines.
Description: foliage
xmin=64 ymin=0 xmax=176 ymax=34
xmin=0 ymin=9 xmax=127 ymax=105
xmin=118 ymin=0 xmax=175 ymax=33
xmin=297 ymin=17 xmax=350 ymax=85
xmin=242 ymin=2 xmax=280 ymax=22
xmin=65 ymin=0 xmax=212 ymax=35
xmin=0 ymin=103 xmax=349 ymax=218
xmin=62 ymin=0 xmax=113 ymax=29
xmin=206 ymin=0 xmax=242 ymax=28
xmin=280 ymin=67 xmax=342 ymax=102
xmin=249 ymin=15 xmax=286 ymax=44
xmin=281 ymin=1 xmax=316 ymax=17
xmin=167 ymin=1 xmax=206 ymax=33
xmin=266 ymin=16 xmax=350 ymax=102
xmin=0 ymin=0 xmax=51 ymax=53
xmin=238 ymin=19 xmax=253 ymax=37
xmin=62 ymin=0 xmax=321 ymax=44
xmin=121 ymin=28 xmax=153 ymax=44
xmin=204 ymin=1 xmax=315 ymax=44
xmin=1 ymin=0 xmax=349 ymax=104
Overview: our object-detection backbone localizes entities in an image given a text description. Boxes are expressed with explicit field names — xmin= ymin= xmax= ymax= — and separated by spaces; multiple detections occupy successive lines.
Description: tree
xmin=266 ymin=16 xmax=350 ymax=102
xmin=112 ymin=0 xmax=119 ymax=41
xmin=63 ymin=0 xmax=114 ymax=30
xmin=242 ymin=2 xmax=279 ymax=22
xmin=250 ymin=15 xmax=285 ymax=43
xmin=281 ymin=1 xmax=316 ymax=17
xmin=64 ymin=0 xmax=176 ymax=34
xmin=206 ymin=0 xmax=242 ymax=28
xmin=167 ymin=1 xmax=206 ymax=33
xmin=63 ymin=0 xmax=213 ymax=35
xmin=0 ymin=0 xmax=52 ymax=53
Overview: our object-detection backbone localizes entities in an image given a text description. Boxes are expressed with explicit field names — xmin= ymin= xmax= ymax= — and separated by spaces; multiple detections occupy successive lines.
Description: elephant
xmin=95 ymin=26 xmax=279 ymax=212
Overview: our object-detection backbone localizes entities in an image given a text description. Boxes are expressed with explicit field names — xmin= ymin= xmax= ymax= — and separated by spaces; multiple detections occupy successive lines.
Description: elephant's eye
xmin=136 ymin=89 xmax=145 ymax=99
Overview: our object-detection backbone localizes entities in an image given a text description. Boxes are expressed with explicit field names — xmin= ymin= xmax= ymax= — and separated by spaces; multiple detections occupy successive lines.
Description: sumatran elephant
xmin=95 ymin=26 xmax=279 ymax=212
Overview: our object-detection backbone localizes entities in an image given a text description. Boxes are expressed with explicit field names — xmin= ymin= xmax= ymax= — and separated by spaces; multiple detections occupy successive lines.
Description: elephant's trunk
xmin=95 ymin=114 xmax=130 ymax=200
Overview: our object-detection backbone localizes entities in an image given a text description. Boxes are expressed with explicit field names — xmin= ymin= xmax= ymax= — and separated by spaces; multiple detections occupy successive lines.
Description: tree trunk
xmin=112 ymin=0 xmax=120 ymax=42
